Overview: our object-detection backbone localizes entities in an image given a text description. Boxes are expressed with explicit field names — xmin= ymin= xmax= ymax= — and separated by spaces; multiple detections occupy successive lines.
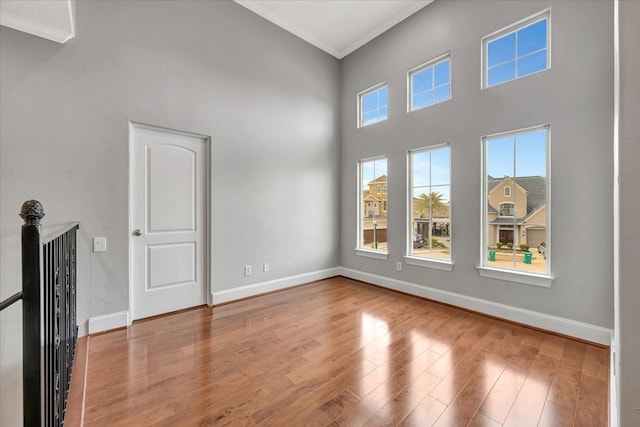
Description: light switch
xmin=93 ymin=237 xmax=107 ymax=252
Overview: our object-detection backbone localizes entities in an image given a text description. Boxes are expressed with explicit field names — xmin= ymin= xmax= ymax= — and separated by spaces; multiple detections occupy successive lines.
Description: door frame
xmin=128 ymin=121 xmax=212 ymax=322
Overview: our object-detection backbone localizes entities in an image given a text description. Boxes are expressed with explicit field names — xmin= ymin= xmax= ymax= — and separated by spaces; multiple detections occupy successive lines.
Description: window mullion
xmin=515 ymin=30 xmax=519 ymax=78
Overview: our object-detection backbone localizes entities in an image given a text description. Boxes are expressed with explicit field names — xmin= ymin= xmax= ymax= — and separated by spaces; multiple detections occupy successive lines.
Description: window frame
xmin=478 ymin=125 xmax=552 ymax=287
xmin=356 ymin=156 xmax=389 ymax=260
xmin=481 ymin=9 xmax=551 ymax=89
xmin=357 ymin=82 xmax=388 ymax=128
xmin=405 ymin=143 xmax=453 ymax=271
xmin=499 ymin=202 xmax=515 ymax=217
xmin=407 ymin=52 xmax=452 ymax=113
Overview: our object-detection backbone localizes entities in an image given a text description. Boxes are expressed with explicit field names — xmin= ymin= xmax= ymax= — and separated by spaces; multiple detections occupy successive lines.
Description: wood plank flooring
xmin=82 ymin=277 xmax=609 ymax=426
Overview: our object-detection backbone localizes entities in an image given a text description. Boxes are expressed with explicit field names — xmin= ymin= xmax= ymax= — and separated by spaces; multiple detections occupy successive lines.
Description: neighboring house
xmin=362 ymin=175 xmax=387 ymax=244
xmin=487 ymin=176 xmax=546 ymax=248
xmin=363 ymin=175 xmax=387 ymax=218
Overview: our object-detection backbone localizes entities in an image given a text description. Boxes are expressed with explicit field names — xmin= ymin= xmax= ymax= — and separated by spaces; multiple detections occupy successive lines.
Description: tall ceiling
xmin=0 ymin=0 xmax=432 ymax=58
xmin=235 ymin=0 xmax=433 ymax=59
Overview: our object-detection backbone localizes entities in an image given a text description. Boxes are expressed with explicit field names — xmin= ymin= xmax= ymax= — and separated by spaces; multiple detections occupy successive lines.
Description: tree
xmin=415 ymin=192 xmax=445 ymax=218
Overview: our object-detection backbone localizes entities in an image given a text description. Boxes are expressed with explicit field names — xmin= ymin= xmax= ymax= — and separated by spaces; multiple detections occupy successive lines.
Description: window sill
xmin=476 ymin=266 xmax=553 ymax=288
xmin=404 ymin=256 xmax=453 ymax=271
xmin=355 ymin=248 xmax=389 ymax=260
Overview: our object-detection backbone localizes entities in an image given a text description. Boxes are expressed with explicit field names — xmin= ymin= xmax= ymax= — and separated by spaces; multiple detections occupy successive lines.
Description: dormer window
xmin=504 ymin=186 xmax=511 ymax=197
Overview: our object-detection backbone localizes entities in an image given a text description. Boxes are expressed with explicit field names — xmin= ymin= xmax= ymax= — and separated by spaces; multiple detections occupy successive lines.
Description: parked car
xmin=413 ymin=234 xmax=425 ymax=249
xmin=538 ymin=241 xmax=546 ymax=259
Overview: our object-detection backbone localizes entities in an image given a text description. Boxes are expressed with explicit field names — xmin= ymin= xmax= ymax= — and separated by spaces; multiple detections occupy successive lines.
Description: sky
xmin=412 ymin=146 xmax=451 ymax=203
xmin=486 ymin=128 xmax=547 ymax=178
xmin=487 ymin=17 xmax=547 ymax=87
xmin=412 ymin=59 xmax=451 ymax=110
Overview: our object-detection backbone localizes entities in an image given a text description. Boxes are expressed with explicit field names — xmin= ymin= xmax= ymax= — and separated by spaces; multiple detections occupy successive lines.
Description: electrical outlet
xmin=263 ymin=262 xmax=269 ymax=273
xmin=93 ymin=237 xmax=107 ymax=253
xmin=244 ymin=265 xmax=252 ymax=276
xmin=396 ymin=262 xmax=402 ymax=271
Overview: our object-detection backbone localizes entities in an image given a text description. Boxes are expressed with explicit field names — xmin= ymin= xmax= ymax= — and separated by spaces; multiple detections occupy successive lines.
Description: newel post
xmin=20 ymin=200 xmax=44 ymax=427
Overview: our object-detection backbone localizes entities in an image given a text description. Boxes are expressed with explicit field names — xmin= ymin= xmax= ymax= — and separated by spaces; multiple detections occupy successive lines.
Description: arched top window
xmin=504 ymin=186 xmax=511 ymax=197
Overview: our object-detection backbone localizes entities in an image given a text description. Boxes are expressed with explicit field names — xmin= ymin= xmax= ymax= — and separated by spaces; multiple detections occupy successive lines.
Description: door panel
xmin=131 ymin=124 xmax=207 ymax=320
xmin=147 ymin=242 xmax=196 ymax=290
xmin=148 ymin=144 xmax=196 ymax=232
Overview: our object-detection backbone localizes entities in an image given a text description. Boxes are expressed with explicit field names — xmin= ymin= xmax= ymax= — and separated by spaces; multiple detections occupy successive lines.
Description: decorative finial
xmin=19 ymin=200 xmax=45 ymax=226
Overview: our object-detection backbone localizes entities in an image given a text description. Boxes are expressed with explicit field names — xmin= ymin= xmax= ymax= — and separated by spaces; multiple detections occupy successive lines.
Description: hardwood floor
xmin=82 ymin=277 xmax=609 ymax=426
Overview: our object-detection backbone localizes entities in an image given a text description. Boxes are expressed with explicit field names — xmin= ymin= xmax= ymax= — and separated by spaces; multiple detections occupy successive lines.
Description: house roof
xmin=488 ymin=175 xmax=546 ymax=215
xmin=369 ymin=175 xmax=387 ymax=184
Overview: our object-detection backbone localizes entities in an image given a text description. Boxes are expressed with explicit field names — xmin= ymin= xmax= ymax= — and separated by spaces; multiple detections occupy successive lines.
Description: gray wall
xmin=340 ymin=0 xmax=614 ymax=327
xmin=0 ymin=1 xmax=340 ymax=425
xmin=616 ymin=1 xmax=640 ymax=425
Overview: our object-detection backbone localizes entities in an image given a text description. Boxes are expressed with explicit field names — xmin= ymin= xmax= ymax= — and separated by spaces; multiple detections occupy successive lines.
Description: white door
xmin=130 ymin=124 xmax=208 ymax=320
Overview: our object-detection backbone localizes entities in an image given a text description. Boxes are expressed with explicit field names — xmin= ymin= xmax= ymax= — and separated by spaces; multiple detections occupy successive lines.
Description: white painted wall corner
xmin=211 ymin=267 xmax=341 ymax=305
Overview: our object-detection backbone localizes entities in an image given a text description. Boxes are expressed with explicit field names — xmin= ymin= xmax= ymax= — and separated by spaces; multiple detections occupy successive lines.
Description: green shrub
xmin=519 ymin=243 xmax=530 ymax=251
xmin=507 ymin=242 xmax=514 ymax=249
xmin=496 ymin=242 xmax=503 ymax=249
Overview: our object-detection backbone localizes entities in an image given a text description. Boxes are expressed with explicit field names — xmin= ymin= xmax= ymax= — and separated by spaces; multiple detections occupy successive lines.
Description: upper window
xmin=408 ymin=54 xmax=451 ymax=112
xmin=408 ymin=145 xmax=451 ymax=262
xmin=358 ymin=157 xmax=388 ymax=254
xmin=483 ymin=10 xmax=550 ymax=88
xmin=500 ymin=202 xmax=515 ymax=216
xmin=358 ymin=83 xmax=388 ymax=127
xmin=483 ymin=126 xmax=549 ymax=276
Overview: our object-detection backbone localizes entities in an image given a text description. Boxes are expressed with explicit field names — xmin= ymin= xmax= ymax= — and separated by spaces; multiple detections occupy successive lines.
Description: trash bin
xmin=524 ymin=251 xmax=532 ymax=264
xmin=488 ymin=250 xmax=496 ymax=261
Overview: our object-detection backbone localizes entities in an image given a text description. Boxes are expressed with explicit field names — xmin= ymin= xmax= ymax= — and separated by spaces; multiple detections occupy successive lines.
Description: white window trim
xmin=407 ymin=52 xmax=452 ymax=113
xmin=481 ymin=8 xmax=551 ymax=89
xmin=504 ymin=186 xmax=511 ymax=197
xmin=480 ymin=125 xmax=552 ymax=284
xmin=356 ymin=156 xmax=388 ymax=258
xmin=476 ymin=266 xmax=553 ymax=288
xmin=407 ymin=142 xmax=453 ymax=269
xmin=404 ymin=256 xmax=453 ymax=271
xmin=356 ymin=249 xmax=389 ymax=260
xmin=357 ymin=81 xmax=388 ymax=128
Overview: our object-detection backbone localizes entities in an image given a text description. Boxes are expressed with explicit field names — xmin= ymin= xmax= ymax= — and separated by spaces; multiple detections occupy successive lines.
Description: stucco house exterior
xmin=362 ymin=175 xmax=388 ymax=245
xmin=487 ymin=176 xmax=547 ymax=248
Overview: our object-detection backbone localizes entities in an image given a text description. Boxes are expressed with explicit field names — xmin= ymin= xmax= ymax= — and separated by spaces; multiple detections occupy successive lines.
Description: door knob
xmin=133 ymin=229 xmax=142 ymax=236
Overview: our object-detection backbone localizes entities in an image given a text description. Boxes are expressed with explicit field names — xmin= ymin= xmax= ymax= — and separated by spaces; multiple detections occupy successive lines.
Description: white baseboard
xmin=338 ymin=267 xmax=612 ymax=345
xmin=85 ymin=267 xmax=611 ymax=345
xmin=211 ymin=267 xmax=341 ymax=305
xmin=87 ymin=311 xmax=130 ymax=335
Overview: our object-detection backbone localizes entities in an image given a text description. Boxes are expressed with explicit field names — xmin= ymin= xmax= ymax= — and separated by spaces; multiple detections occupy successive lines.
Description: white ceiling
xmin=0 ymin=0 xmax=75 ymax=43
xmin=235 ymin=0 xmax=433 ymax=59
xmin=0 ymin=0 xmax=432 ymax=56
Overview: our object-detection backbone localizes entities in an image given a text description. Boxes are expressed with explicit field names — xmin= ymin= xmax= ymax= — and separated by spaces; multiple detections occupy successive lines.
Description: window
xmin=408 ymin=54 xmax=451 ymax=111
xmin=483 ymin=10 xmax=549 ymax=88
xmin=408 ymin=145 xmax=451 ymax=264
xmin=482 ymin=126 xmax=549 ymax=278
xmin=358 ymin=83 xmax=388 ymax=127
xmin=500 ymin=202 xmax=515 ymax=216
xmin=357 ymin=157 xmax=388 ymax=256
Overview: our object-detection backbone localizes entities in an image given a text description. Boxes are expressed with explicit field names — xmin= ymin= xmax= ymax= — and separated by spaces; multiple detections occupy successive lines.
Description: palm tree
xmin=415 ymin=191 xmax=445 ymax=218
